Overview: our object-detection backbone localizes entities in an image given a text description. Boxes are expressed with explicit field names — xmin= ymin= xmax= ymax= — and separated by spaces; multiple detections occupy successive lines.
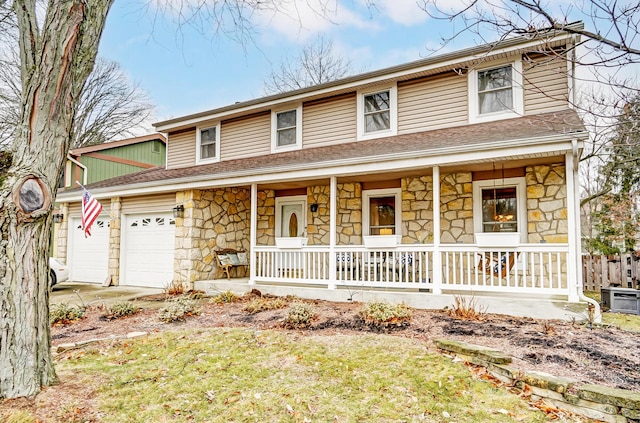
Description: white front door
xmin=122 ymin=213 xmax=175 ymax=288
xmin=275 ymin=196 xmax=306 ymax=238
xmin=69 ymin=217 xmax=109 ymax=283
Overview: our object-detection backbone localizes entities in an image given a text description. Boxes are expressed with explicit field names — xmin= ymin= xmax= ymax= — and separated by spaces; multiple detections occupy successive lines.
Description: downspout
xmin=571 ymin=138 xmax=602 ymax=323
xmin=67 ymin=155 xmax=88 ymax=186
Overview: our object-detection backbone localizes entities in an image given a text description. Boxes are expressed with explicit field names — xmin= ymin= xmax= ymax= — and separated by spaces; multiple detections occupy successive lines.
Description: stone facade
xmin=440 ymin=172 xmax=474 ymax=243
xmin=256 ymin=189 xmax=275 ymax=246
xmin=526 ymin=164 xmax=568 ymax=243
xmin=336 ymin=182 xmax=362 ymax=245
xmin=56 ymin=203 xmax=69 ymax=262
xmin=108 ymin=197 xmax=121 ymax=285
xmin=307 ymin=185 xmax=330 ymax=245
xmin=402 ymin=176 xmax=433 ymax=244
xmin=174 ymin=188 xmax=250 ymax=287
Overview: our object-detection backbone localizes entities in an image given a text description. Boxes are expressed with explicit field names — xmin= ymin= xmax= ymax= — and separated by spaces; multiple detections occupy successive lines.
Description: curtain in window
xmin=478 ymin=66 xmax=513 ymax=114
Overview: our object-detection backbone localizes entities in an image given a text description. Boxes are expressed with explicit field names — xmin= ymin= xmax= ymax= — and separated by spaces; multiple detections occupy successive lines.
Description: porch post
xmin=328 ymin=176 xmax=337 ymax=289
xmin=566 ymin=149 xmax=580 ymax=302
xmin=249 ymin=183 xmax=257 ymax=286
xmin=432 ymin=166 xmax=442 ymax=294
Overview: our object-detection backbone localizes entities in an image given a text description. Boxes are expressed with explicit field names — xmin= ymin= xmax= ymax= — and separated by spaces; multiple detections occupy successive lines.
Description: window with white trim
xmin=271 ymin=106 xmax=302 ymax=152
xmin=357 ymin=85 xmax=397 ymax=140
xmin=196 ymin=123 xmax=220 ymax=163
xmin=473 ymin=177 xmax=527 ymax=239
xmin=468 ymin=61 xmax=523 ymax=123
xmin=363 ymin=188 xmax=401 ymax=235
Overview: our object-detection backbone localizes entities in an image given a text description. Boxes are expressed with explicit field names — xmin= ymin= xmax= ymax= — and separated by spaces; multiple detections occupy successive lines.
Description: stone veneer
xmin=402 ymin=176 xmax=434 ymax=244
xmin=108 ymin=197 xmax=121 ymax=285
xmin=336 ymin=182 xmax=362 ymax=245
xmin=56 ymin=203 xmax=69 ymax=263
xmin=440 ymin=172 xmax=474 ymax=243
xmin=256 ymin=189 xmax=275 ymax=246
xmin=526 ymin=164 xmax=568 ymax=243
xmin=174 ymin=188 xmax=250 ymax=287
xmin=307 ymin=185 xmax=330 ymax=245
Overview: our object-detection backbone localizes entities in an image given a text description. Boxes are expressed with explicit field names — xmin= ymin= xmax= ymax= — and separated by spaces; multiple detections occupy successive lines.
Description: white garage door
xmin=122 ymin=213 xmax=175 ymax=288
xmin=70 ymin=217 xmax=109 ymax=283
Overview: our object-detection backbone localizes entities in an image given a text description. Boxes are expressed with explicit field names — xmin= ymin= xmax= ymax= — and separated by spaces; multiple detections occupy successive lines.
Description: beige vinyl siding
xmin=167 ymin=130 xmax=196 ymax=169
xmin=303 ymin=94 xmax=357 ymax=148
xmin=398 ymin=73 xmax=468 ymax=134
xmin=523 ymin=54 xmax=569 ymax=114
xmin=67 ymin=202 xmax=82 ymax=218
xmin=121 ymin=193 xmax=176 ymax=214
xmin=221 ymin=113 xmax=271 ymax=160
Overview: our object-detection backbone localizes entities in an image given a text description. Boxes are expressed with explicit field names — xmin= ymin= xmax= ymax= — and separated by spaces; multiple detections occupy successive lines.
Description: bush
xmin=283 ymin=302 xmax=315 ymax=328
xmin=242 ymin=297 xmax=288 ymax=314
xmin=211 ymin=290 xmax=240 ymax=304
xmin=449 ymin=295 xmax=487 ymax=321
xmin=165 ymin=280 xmax=185 ymax=296
xmin=158 ymin=295 xmax=200 ymax=323
xmin=359 ymin=301 xmax=412 ymax=328
xmin=50 ymin=303 xmax=86 ymax=325
xmin=106 ymin=302 xmax=140 ymax=319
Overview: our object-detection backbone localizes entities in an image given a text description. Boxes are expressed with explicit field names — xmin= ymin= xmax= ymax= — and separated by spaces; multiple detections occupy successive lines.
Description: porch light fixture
xmin=310 ymin=203 xmax=318 ymax=213
xmin=172 ymin=205 xmax=184 ymax=218
xmin=52 ymin=213 xmax=63 ymax=223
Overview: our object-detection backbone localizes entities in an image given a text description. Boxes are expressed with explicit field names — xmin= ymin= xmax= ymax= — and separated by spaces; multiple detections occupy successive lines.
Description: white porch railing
xmin=253 ymin=244 xmax=570 ymax=296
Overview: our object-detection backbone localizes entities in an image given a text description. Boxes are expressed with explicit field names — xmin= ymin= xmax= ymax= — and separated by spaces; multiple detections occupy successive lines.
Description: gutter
xmin=56 ymin=132 xmax=587 ymax=202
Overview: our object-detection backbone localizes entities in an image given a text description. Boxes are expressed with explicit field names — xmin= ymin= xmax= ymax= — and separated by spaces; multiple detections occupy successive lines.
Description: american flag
xmin=81 ymin=189 xmax=103 ymax=237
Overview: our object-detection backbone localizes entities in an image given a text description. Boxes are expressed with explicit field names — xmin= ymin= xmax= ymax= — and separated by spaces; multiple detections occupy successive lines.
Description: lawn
xmin=5 ymin=328 xmax=553 ymax=422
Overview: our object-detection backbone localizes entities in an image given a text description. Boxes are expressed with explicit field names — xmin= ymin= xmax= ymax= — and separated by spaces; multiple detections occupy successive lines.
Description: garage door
xmin=122 ymin=213 xmax=175 ymax=288
xmin=70 ymin=217 xmax=109 ymax=283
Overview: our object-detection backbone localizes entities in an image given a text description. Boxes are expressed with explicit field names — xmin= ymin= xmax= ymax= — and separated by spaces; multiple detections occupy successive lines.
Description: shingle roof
xmin=61 ymin=109 xmax=585 ymax=195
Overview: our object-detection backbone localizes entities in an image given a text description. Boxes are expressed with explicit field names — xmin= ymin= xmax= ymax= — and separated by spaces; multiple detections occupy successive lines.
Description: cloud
xmin=374 ymin=0 xmax=429 ymax=26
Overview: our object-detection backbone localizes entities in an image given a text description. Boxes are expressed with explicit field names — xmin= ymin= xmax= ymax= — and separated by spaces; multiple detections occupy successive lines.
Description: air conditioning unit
xmin=600 ymin=287 xmax=640 ymax=315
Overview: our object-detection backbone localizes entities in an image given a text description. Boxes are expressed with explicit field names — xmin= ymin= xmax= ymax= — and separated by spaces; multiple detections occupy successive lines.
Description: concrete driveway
xmin=50 ymin=281 xmax=165 ymax=309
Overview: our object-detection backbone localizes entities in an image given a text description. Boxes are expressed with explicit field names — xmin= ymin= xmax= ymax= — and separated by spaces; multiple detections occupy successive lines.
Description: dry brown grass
xmin=449 ymin=295 xmax=487 ymax=321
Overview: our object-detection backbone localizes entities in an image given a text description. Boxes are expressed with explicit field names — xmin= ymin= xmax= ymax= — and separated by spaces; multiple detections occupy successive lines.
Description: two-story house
xmin=54 ymin=23 xmax=593 ymax=317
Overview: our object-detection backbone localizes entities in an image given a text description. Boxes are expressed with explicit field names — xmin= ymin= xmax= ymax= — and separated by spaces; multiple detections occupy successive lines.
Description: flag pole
xmin=75 ymin=180 xmax=87 ymax=191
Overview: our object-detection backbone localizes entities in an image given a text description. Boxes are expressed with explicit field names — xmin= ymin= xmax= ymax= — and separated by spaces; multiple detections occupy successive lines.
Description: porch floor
xmin=194 ymin=278 xmax=590 ymax=321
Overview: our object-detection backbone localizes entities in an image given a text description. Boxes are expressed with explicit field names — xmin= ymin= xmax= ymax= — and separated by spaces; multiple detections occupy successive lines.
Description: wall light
xmin=172 ymin=205 xmax=184 ymax=218
xmin=52 ymin=213 xmax=63 ymax=223
xmin=310 ymin=203 xmax=318 ymax=213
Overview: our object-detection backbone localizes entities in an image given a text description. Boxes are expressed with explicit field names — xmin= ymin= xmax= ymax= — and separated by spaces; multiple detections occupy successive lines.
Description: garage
xmin=121 ymin=213 xmax=175 ymax=288
xmin=69 ymin=216 xmax=110 ymax=283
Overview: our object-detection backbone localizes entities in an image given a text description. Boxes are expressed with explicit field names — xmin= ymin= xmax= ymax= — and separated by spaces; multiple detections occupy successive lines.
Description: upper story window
xmin=357 ymin=85 xmax=397 ymax=141
xmin=196 ymin=123 xmax=220 ymax=164
xmin=468 ymin=61 xmax=523 ymax=123
xmin=271 ymin=106 xmax=302 ymax=152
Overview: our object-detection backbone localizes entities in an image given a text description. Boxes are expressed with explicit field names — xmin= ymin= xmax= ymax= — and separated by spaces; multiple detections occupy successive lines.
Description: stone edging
xmin=435 ymin=339 xmax=640 ymax=423
xmin=54 ymin=331 xmax=149 ymax=353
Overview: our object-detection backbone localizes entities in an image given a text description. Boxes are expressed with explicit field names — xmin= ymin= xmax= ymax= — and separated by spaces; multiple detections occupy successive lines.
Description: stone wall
xmin=108 ymin=197 xmax=121 ymax=286
xmin=257 ymin=189 xmax=275 ymax=246
xmin=402 ymin=176 xmax=433 ymax=244
xmin=336 ymin=182 xmax=362 ymax=245
xmin=174 ymin=188 xmax=250 ymax=287
xmin=526 ymin=164 xmax=568 ymax=243
xmin=56 ymin=203 xmax=69 ymax=262
xmin=440 ymin=172 xmax=474 ymax=243
xmin=307 ymin=185 xmax=330 ymax=245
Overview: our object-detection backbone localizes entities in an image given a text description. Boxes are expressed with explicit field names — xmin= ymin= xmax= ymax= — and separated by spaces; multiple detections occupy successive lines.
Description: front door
xmin=276 ymin=196 xmax=306 ymax=238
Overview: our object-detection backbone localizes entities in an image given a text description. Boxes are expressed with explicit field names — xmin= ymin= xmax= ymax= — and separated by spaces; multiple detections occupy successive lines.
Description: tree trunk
xmin=0 ymin=0 xmax=113 ymax=399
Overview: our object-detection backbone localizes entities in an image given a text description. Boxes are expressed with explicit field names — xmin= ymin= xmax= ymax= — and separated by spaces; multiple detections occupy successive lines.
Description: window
xmin=196 ymin=124 xmax=220 ymax=163
xmin=271 ymin=106 xmax=302 ymax=152
xmin=357 ymin=85 xmax=397 ymax=140
xmin=363 ymin=188 xmax=401 ymax=235
xmin=473 ymin=177 xmax=526 ymax=239
xmin=468 ymin=61 xmax=523 ymax=123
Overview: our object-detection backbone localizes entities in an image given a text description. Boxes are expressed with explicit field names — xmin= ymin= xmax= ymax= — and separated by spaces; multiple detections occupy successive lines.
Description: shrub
xmin=283 ymin=302 xmax=315 ymax=328
xmin=107 ymin=302 xmax=140 ymax=319
xmin=242 ymin=297 xmax=288 ymax=314
xmin=158 ymin=295 xmax=200 ymax=323
xmin=211 ymin=290 xmax=240 ymax=304
xmin=50 ymin=303 xmax=86 ymax=325
xmin=165 ymin=280 xmax=185 ymax=296
xmin=359 ymin=301 xmax=412 ymax=328
xmin=449 ymin=295 xmax=487 ymax=321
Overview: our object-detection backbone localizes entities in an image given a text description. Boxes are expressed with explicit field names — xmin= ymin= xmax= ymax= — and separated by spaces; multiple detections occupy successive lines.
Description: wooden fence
xmin=582 ymin=254 xmax=640 ymax=291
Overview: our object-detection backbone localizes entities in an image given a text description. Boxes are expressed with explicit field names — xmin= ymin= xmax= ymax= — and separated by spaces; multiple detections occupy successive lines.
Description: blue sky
xmin=98 ymin=0 xmax=477 ymax=125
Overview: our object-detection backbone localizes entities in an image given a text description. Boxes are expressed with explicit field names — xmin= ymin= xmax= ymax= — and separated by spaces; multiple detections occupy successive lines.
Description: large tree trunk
xmin=0 ymin=0 xmax=113 ymax=399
